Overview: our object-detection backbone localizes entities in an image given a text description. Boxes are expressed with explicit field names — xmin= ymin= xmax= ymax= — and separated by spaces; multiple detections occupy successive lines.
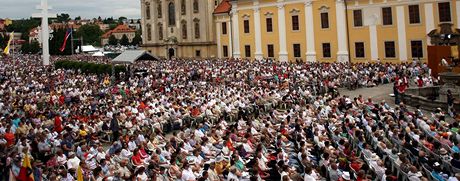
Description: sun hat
xmin=342 ymin=172 xmax=351 ymax=180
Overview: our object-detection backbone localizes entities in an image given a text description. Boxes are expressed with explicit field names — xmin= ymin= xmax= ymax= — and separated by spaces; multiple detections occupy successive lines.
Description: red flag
xmin=59 ymin=29 xmax=72 ymax=52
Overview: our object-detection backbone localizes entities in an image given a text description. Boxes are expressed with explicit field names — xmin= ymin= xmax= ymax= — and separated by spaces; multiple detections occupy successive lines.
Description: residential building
xmin=101 ymin=24 xmax=136 ymax=45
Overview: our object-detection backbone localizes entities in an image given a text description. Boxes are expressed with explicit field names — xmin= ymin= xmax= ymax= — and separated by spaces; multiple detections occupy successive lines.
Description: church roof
xmin=213 ymin=0 xmax=231 ymax=14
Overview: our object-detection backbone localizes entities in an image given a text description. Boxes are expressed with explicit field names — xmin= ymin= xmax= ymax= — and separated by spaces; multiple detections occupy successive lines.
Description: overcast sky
xmin=0 ymin=0 xmax=141 ymax=19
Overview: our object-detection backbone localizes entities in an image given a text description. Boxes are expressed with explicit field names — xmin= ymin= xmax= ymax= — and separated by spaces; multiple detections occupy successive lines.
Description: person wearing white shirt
xmin=304 ymin=166 xmax=317 ymax=181
xmin=56 ymin=150 xmax=67 ymax=165
xmin=181 ymin=164 xmax=196 ymax=181
xmin=66 ymin=152 xmax=80 ymax=170
xmin=128 ymin=140 xmax=137 ymax=151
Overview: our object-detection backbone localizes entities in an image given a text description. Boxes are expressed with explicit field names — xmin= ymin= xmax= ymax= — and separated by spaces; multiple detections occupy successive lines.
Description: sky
xmin=0 ymin=0 xmax=141 ymax=19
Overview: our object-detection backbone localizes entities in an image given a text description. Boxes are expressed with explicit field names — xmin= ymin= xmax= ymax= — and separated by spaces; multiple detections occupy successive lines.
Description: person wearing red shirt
xmin=54 ymin=116 xmax=63 ymax=133
xmin=417 ymin=76 xmax=424 ymax=87
xmin=131 ymin=149 xmax=144 ymax=166
xmin=4 ymin=127 xmax=15 ymax=147
xmin=191 ymin=106 xmax=201 ymax=118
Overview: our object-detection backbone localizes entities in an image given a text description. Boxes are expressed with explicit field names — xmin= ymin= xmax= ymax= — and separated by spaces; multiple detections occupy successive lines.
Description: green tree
xmin=49 ymin=28 xmax=72 ymax=55
xmin=5 ymin=18 xmax=40 ymax=41
xmin=109 ymin=24 xmax=118 ymax=30
xmin=29 ymin=40 xmax=40 ymax=54
xmin=21 ymin=40 xmax=40 ymax=54
xmin=119 ymin=34 xmax=129 ymax=46
xmin=75 ymin=16 xmax=81 ymax=21
xmin=118 ymin=17 xmax=127 ymax=24
xmin=103 ymin=17 xmax=116 ymax=24
xmin=131 ymin=33 xmax=142 ymax=45
xmin=76 ymin=24 xmax=103 ymax=46
xmin=56 ymin=13 xmax=71 ymax=23
xmin=108 ymin=35 xmax=118 ymax=45
xmin=0 ymin=33 xmax=5 ymax=50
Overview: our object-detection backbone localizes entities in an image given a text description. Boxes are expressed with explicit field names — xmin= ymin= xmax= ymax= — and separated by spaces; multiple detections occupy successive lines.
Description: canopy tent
xmin=112 ymin=50 xmax=159 ymax=64
xmin=92 ymin=51 xmax=104 ymax=57
xmin=81 ymin=45 xmax=99 ymax=53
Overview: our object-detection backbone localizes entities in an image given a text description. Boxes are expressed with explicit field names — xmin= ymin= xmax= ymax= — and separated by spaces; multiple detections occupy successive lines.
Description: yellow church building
xmin=213 ymin=0 xmax=460 ymax=63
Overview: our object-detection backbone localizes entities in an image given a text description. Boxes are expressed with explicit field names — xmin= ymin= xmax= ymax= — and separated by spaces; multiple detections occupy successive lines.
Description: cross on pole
xmin=32 ymin=0 xmax=56 ymax=66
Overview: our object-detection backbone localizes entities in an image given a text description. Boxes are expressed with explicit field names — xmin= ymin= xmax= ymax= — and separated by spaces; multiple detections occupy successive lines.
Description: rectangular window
xmin=384 ymin=41 xmax=396 ymax=58
xmin=222 ymin=22 xmax=227 ymax=35
xmin=196 ymin=50 xmax=201 ymax=57
xmin=355 ymin=42 xmax=365 ymax=58
xmin=438 ymin=2 xmax=451 ymax=22
xmin=382 ymin=7 xmax=393 ymax=25
xmin=223 ymin=45 xmax=229 ymax=57
xmin=267 ymin=44 xmax=274 ymax=58
xmin=244 ymin=20 xmax=250 ymax=33
xmin=408 ymin=5 xmax=420 ymax=24
xmin=292 ymin=15 xmax=299 ymax=31
xmin=293 ymin=44 xmax=301 ymax=58
xmin=245 ymin=45 xmax=251 ymax=58
xmin=321 ymin=12 xmax=329 ymax=29
xmin=411 ymin=40 xmax=423 ymax=58
xmin=353 ymin=10 xmax=363 ymax=27
xmin=322 ymin=43 xmax=331 ymax=58
xmin=266 ymin=18 xmax=273 ymax=32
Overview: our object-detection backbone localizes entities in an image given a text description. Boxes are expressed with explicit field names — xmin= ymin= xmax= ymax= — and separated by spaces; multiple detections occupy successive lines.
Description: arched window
xmin=158 ymin=23 xmax=163 ymax=40
xmin=146 ymin=2 xmax=151 ymax=20
xmin=147 ymin=24 xmax=152 ymax=41
xmin=168 ymin=2 xmax=176 ymax=26
xmin=181 ymin=21 xmax=187 ymax=39
xmin=181 ymin=0 xmax=186 ymax=15
xmin=194 ymin=19 xmax=200 ymax=39
xmin=193 ymin=0 xmax=199 ymax=13
xmin=157 ymin=1 xmax=162 ymax=18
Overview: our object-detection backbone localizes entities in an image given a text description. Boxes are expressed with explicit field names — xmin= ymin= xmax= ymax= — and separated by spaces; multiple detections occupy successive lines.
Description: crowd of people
xmin=0 ymin=54 xmax=458 ymax=181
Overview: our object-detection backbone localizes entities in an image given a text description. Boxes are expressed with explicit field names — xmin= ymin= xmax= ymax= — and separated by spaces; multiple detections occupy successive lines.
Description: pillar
xmin=253 ymin=2 xmax=263 ymax=60
xmin=277 ymin=1 xmax=288 ymax=62
xmin=231 ymin=2 xmax=241 ymax=58
xmin=304 ymin=0 xmax=316 ymax=62
xmin=396 ymin=6 xmax=407 ymax=62
xmin=216 ymin=22 xmax=222 ymax=58
xmin=335 ymin=0 xmax=349 ymax=63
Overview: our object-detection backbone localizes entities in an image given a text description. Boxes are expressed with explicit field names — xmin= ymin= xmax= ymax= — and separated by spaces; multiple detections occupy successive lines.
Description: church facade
xmin=140 ymin=0 xmax=222 ymax=59
xmin=214 ymin=0 xmax=460 ymax=63
xmin=141 ymin=0 xmax=460 ymax=62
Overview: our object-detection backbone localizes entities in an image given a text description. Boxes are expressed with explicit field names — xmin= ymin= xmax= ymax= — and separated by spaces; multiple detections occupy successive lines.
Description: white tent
xmin=81 ymin=45 xmax=99 ymax=53
xmin=92 ymin=51 xmax=104 ymax=57
xmin=112 ymin=50 xmax=158 ymax=64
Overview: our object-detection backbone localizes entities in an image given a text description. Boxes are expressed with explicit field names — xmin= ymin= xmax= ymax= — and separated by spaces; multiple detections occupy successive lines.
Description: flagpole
xmin=12 ymin=32 xmax=14 ymax=60
xmin=70 ymin=28 xmax=74 ymax=55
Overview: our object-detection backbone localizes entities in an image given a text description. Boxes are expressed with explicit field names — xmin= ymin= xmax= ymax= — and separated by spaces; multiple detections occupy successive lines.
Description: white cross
xmin=32 ymin=0 xmax=56 ymax=66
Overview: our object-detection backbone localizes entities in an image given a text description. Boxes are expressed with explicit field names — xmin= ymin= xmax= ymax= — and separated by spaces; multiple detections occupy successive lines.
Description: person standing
xmin=394 ymin=75 xmax=400 ymax=104
xmin=447 ymin=89 xmax=455 ymax=117
xmin=110 ymin=114 xmax=120 ymax=141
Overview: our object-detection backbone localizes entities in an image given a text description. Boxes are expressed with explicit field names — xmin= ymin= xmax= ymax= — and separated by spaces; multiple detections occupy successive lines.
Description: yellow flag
xmin=3 ymin=31 xmax=14 ymax=55
xmin=77 ymin=166 xmax=84 ymax=181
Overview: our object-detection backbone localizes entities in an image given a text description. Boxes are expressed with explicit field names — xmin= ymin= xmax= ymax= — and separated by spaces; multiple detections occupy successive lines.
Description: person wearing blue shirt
xmin=431 ymin=163 xmax=448 ymax=181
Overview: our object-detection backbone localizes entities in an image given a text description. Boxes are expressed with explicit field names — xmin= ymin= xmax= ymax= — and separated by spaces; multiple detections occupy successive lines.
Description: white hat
xmin=342 ymin=172 xmax=351 ymax=180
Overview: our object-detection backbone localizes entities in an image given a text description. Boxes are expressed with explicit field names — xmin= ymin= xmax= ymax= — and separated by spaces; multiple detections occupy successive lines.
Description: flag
xmin=3 ymin=32 xmax=14 ymax=55
xmin=76 ymin=166 xmax=84 ymax=181
xmin=17 ymin=154 xmax=34 ymax=181
xmin=59 ymin=29 xmax=72 ymax=52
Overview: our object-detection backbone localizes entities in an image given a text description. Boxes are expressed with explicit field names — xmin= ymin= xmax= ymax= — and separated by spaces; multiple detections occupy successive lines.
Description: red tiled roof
xmin=213 ymin=0 xmax=231 ymax=14
xmin=101 ymin=24 xmax=136 ymax=38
